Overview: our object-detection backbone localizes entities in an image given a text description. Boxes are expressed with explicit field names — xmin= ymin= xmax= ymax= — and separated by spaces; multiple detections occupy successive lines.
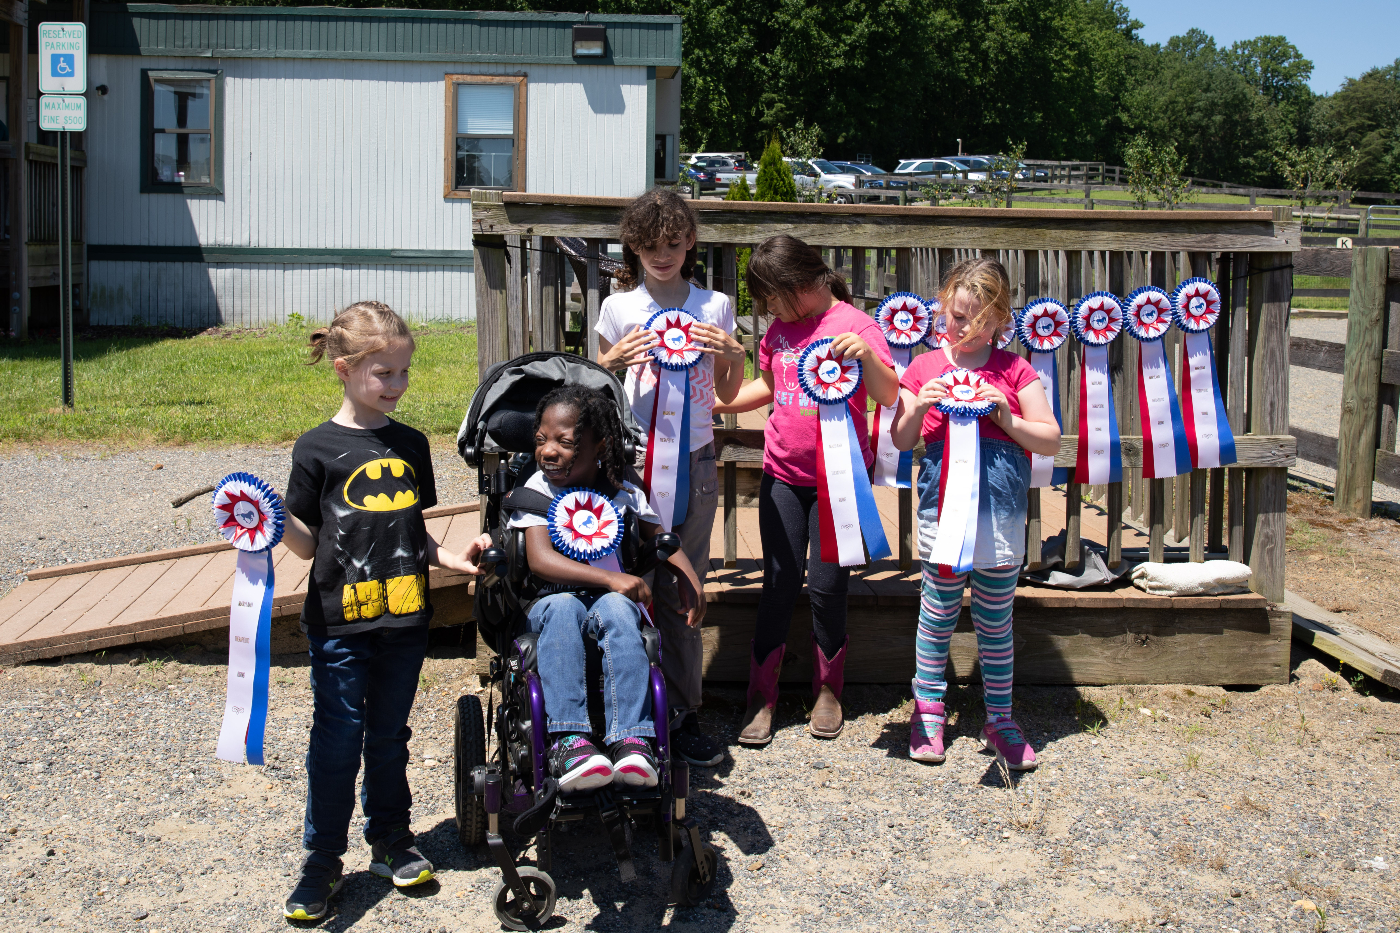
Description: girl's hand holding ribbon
xmin=607 ymin=571 xmax=652 ymax=605
xmin=689 ymin=322 xmax=746 ymax=366
xmin=828 ymin=331 xmax=876 ymax=364
xmin=601 ymin=324 xmax=659 ymax=371
xmin=975 ymin=382 xmax=1012 ymax=429
xmin=915 ymin=377 xmax=951 ymax=411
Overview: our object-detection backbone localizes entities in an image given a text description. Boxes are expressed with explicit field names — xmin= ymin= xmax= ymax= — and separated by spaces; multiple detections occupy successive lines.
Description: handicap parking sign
xmin=38 ymin=23 xmax=86 ymax=94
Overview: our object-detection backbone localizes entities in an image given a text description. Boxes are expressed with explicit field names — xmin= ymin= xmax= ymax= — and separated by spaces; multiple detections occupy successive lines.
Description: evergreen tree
xmin=754 ymin=135 xmax=796 ymax=203
xmin=725 ymin=174 xmax=753 ymax=201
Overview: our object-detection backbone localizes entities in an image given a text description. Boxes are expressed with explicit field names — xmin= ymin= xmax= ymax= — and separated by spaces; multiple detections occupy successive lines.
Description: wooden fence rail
xmin=471 ymin=192 xmax=1299 ymax=601
xmin=1287 ymin=246 xmax=1400 ymax=514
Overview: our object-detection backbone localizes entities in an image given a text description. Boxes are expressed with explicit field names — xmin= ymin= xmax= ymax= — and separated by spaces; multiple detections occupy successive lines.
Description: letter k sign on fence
xmin=38 ymin=22 xmax=86 ymax=94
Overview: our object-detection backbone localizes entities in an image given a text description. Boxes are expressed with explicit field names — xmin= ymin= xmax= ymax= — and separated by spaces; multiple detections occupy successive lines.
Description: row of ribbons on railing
xmin=208 ymin=282 xmax=1236 ymax=765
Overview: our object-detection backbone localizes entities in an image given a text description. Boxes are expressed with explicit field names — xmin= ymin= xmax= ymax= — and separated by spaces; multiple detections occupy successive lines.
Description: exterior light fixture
xmin=572 ymin=24 xmax=606 ymax=58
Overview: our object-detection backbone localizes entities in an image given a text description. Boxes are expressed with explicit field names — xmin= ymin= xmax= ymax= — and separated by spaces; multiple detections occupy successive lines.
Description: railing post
xmin=1379 ymin=252 xmax=1400 ymax=462
xmin=8 ymin=20 xmax=28 ymax=339
xmin=1063 ymin=250 xmax=1084 ymax=567
xmin=585 ymin=239 xmax=603 ymax=360
xmin=1208 ymin=252 xmax=1231 ymax=554
xmin=1245 ymin=250 xmax=1292 ymax=602
xmin=1187 ymin=251 xmax=1212 ymax=561
xmin=1334 ymin=246 xmax=1391 ymax=516
xmin=895 ymin=247 xmax=914 ymax=570
xmin=538 ymin=237 xmax=560 ymax=351
xmin=470 ymin=190 xmax=509 ymax=377
xmin=1148 ymin=251 xmax=1168 ymax=561
xmin=1227 ymin=252 xmax=1250 ymax=563
xmin=1107 ymin=250 xmax=1126 ymax=566
xmin=1024 ymin=249 xmax=1043 ymax=569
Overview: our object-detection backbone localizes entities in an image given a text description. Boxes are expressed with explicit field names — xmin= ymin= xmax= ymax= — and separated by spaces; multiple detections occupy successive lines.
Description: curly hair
xmin=534 ymin=385 xmax=629 ymax=489
xmin=938 ymin=257 xmax=1013 ymax=349
xmin=745 ymin=234 xmax=853 ymax=318
xmin=307 ymin=300 xmax=414 ymax=367
xmin=614 ymin=188 xmax=699 ymax=291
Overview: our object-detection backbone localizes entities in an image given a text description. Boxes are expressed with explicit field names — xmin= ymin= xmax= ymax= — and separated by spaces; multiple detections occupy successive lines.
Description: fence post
xmin=470 ymin=190 xmax=510 ymax=380
xmin=1244 ymin=248 xmax=1292 ymax=602
xmin=1334 ymin=246 xmax=1392 ymax=516
xmin=1379 ymin=251 xmax=1400 ymax=461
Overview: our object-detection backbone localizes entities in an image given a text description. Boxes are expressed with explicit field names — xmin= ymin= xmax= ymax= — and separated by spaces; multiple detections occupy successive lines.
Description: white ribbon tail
xmin=1082 ymin=345 xmax=1114 ymax=486
xmin=217 ymin=550 xmax=273 ymax=765
xmin=646 ymin=369 xmax=687 ymax=531
xmin=1183 ymin=331 xmax=1234 ymax=468
xmin=1139 ymin=340 xmax=1185 ymax=479
xmin=872 ymin=348 xmax=910 ymax=488
xmin=1029 ymin=352 xmax=1059 ymax=487
xmin=819 ymin=405 xmax=867 ymax=567
xmin=930 ymin=416 xmax=980 ymax=573
xmin=589 ymin=551 xmax=653 ymax=624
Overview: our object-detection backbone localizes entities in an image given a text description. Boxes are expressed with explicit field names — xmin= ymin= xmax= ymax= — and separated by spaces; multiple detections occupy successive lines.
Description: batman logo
xmin=343 ymin=457 xmax=420 ymax=512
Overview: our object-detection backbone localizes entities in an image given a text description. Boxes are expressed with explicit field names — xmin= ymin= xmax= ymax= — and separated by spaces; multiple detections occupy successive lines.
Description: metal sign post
xmin=39 ymin=22 xmax=86 ymax=409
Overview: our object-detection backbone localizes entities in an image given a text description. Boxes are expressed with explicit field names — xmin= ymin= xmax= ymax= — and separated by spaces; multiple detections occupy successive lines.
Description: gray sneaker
xmin=284 ymin=853 xmax=343 ymax=920
xmin=368 ymin=829 xmax=435 ymax=888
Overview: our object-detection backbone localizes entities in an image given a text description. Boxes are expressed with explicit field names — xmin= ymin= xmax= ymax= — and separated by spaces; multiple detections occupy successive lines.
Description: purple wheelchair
xmin=454 ymin=352 xmax=717 ymax=930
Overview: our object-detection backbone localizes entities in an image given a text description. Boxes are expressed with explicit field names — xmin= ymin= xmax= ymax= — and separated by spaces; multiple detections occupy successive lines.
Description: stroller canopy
xmin=458 ymin=352 xmax=643 ymax=461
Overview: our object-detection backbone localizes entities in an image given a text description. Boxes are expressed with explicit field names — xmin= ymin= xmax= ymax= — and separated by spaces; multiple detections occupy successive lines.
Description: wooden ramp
xmin=0 ymin=504 xmax=483 ymax=667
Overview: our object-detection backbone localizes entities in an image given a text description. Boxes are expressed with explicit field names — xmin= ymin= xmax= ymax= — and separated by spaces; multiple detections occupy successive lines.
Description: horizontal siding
xmin=91 ymin=5 xmax=682 ymax=67
xmin=89 ymin=261 xmax=476 ymax=327
xmin=87 ymin=56 xmax=650 ymax=248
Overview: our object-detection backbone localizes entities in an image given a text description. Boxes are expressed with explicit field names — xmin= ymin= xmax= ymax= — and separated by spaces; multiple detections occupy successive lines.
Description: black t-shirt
xmin=285 ymin=419 xmax=439 ymax=635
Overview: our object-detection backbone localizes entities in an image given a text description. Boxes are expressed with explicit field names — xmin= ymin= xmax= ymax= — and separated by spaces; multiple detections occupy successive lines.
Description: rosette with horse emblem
xmin=871 ymin=293 xmax=930 ymax=488
xmin=1124 ymin=287 xmax=1191 ymax=479
xmin=996 ymin=319 xmax=1017 ymax=350
xmin=211 ymin=472 xmax=286 ymax=766
xmin=927 ymin=369 xmax=993 ymax=575
xmin=798 ymin=337 xmax=862 ymax=405
xmin=1017 ymin=298 xmax=1071 ymax=353
xmin=796 ymin=337 xmax=888 ymax=567
xmin=1017 ymin=299 xmax=1071 ymax=487
xmin=547 ymin=488 xmax=623 ymax=564
xmin=1170 ymin=278 xmax=1236 ymax=469
xmin=1070 ymin=293 xmax=1124 ymax=485
xmin=874 ymin=292 xmax=931 ymax=348
xmin=934 ymin=368 xmax=997 ymax=419
xmin=640 ymin=307 xmax=702 ymax=531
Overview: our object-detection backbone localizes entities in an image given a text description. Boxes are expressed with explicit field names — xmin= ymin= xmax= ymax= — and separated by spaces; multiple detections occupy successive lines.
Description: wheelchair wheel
xmin=493 ymin=867 xmax=557 ymax=931
xmin=454 ymin=694 xmax=486 ymax=847
xmin=669 ymin=840 xmax=717 ymax=907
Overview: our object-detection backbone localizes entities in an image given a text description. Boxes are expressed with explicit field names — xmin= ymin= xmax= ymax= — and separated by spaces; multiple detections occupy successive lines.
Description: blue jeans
xmin=302 ymin=623 xmax=427 ymax=857
xmin=527 ymin=591 xmax=654 ymax=745
xmin=917 ymin=438 xmax=1031 ymax=569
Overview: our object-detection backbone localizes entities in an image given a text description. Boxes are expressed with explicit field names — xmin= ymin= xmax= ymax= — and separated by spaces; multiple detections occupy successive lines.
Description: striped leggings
xmin=913 ymin=562 xmax=1020 ymax=719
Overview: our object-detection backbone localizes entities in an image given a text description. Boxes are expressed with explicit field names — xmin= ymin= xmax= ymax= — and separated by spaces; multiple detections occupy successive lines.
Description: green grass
xmin=1293 ymin=274 xmax=1352 ymax=312
xmin=0 ymin=323 xmax=478 ymax=445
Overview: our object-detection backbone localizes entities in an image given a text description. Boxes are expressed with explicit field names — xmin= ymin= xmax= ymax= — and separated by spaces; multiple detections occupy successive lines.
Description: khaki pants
xmin=646 ymin=442 xmax=718 ymax=714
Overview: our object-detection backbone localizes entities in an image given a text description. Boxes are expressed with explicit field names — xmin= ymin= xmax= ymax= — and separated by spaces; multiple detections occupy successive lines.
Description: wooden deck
xmin=0 ymin=461 xmax=1287 ymax=684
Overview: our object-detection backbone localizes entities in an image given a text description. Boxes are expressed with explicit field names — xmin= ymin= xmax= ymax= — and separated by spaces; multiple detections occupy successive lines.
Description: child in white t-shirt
xmin=595 ymin=188 xmax=744 ymax=767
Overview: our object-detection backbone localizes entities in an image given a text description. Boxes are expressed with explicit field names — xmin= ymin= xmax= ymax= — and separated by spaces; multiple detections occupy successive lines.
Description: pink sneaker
xmin=981 ymin=718 xmax=1037 ymax=770
xmin=909 ymin=699 xmax=947 ymax=763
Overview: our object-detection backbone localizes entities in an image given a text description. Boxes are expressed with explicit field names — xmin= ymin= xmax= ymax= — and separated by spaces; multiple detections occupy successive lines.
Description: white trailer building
xmin=7 ymin=2 xmax=682 ymax=332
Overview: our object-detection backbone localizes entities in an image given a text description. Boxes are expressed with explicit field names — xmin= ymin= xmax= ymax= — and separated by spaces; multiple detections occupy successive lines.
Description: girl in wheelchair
xmin=507 ymin=385 xmax=706 ymax=793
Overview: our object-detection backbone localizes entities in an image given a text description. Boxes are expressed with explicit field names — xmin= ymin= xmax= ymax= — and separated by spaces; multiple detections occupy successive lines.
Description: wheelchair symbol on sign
xmin=52 ymin=54 xmax=74 ymax=77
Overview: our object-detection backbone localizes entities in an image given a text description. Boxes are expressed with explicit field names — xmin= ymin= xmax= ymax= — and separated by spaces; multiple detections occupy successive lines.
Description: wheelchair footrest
xmin=513 ymin=777 xmax=559 ymax=838
xmin=595 ymin=789 xmax=637 ymax=883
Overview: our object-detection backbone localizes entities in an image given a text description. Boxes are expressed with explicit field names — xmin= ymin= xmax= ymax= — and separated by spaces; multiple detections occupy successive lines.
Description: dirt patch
xmin=1286 ymin=483 xmax=1400 ymax=648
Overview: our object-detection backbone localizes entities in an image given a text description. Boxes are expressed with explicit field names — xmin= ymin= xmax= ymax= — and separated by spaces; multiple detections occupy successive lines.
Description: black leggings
xmin=753 ymin=473 xmax=850 ymax=662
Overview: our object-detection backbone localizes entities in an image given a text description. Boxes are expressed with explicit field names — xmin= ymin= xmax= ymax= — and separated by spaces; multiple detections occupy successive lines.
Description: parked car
xmin=679 ymin=161 xmax=718 ymax=191
xmin=786 ymin=158 xmax=860 ymax=199
xmin=892 ymin=158 xmax=967 ymax=188
xmin=692 ymin=157 xmax=737 ymax=172
xmin=716 ymin=158 xmax=816 ymax=191
xmin=687 ymin=151 xmax=748 ymax=170
xmin=942 ymin=156 xmax=992 ymax=182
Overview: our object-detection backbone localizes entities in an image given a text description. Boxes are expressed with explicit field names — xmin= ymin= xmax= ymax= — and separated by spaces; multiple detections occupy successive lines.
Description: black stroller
xmin=454 ymin=352 xmax=717 ymax=930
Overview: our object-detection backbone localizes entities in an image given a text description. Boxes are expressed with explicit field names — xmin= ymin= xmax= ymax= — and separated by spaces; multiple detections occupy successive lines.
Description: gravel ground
xmin=0 ymin=442 xmax=478 ymax=601
xmin=1289 ymin=318 xmax=1400 ymax=511
xmin=0 ymin=649 xmax=1397 ymax=933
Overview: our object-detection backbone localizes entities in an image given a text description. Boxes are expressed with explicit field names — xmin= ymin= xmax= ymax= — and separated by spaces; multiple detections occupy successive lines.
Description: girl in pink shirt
xmin=889 ymin=258 xmax=1061 ymax=771
xmin=716 ymin=235 xmax=897 ymax=746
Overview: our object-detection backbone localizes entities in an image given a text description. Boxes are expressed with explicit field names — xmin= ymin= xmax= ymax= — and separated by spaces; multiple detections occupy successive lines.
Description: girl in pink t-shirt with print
xmin=890 ymin=257 xmax=1061 ymax=771
xmin=716 ymin=235 xmax=897 ymax=746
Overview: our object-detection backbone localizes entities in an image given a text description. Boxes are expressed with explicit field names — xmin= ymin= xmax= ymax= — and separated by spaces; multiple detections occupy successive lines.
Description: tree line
xmin=199 ymin=0 xmax=1400 ymax=193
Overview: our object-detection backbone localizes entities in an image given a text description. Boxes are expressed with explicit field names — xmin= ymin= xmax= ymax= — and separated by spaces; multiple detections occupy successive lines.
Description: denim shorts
xmin=916 ymin=438 xmax=1031 ymax=569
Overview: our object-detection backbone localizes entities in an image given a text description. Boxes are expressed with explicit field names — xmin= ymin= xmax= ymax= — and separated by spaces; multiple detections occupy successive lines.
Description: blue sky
xmin=1127 ymin=0 xmax=1399 ymax=94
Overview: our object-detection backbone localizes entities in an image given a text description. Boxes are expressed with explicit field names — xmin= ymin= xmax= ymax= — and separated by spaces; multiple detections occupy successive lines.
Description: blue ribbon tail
xmin=1208 ymin=339 xmax=1237 ymax=465
xmin=1106 ymin=382 xmax=1123 ymax=484
xmin=846 ymin=413 xmax=890 ymax=561
xmin=245 ymin=551 xmax=273 ymax=766
xmin=1048 ymin=354 xmax=1069 ymax=485
xmin=896 ymin=448 xmax=913 ymax=488
xmin=673 ymin=370 xmax=691 ymax=528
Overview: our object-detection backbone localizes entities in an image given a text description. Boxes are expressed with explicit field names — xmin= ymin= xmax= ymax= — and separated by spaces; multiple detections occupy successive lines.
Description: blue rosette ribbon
xmin=547 ymin=487 xmax=624 ymax=567
xmin=1071 ymin=293 xmax=1124 ymax=485
xmin=211 ymin=472 xmax=285 ymax=766
xmin=641 ymin=307 xmax=702 ymax=531
xmin=1124 ymin=287 xmax=1192 ymax=478
xmin=871 ymin=293 xmax=931 ymax=489
xmin=1017 ymin=298 xmax=1071 ymax=487
xmin=924 ymin=296 xmax=951 ymax=348
xmin=797 ymin=337 xmax=890 ymax=567
xmin=928 ymin=369 xmax=994 ymax=575
xmin=1170 ymin=278 xmax=1236 ymax=469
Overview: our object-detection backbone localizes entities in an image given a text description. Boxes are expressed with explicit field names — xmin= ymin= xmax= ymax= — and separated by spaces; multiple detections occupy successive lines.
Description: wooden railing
xmin=1288 ymin=246 xmax=1400 ymax=515
xmin=25 ymin=143 xmax=85 ymax=244
xmin=470 ymin=191 xmax=1299 ymax=600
